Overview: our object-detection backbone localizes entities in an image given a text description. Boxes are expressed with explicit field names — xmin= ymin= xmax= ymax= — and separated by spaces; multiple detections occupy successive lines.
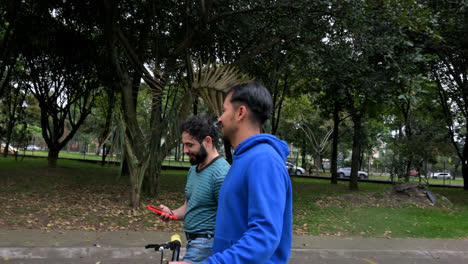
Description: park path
xmin=1 ymin=230 xmax=467 ymax=263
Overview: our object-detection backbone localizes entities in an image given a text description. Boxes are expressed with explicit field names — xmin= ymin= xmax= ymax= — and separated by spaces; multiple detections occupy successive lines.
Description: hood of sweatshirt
xmin=233 ymin=133 xmax=289 ymax=162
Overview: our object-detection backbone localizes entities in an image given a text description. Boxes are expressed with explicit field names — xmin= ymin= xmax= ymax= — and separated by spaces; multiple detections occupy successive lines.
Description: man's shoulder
xmin=213 ymin=156 xmax=230 ymax=166
xmin=211 ymin=157 xmax=230 ymax=174
xmin=196 ymin=157 xmax=228 ymax=183
xmin=187 ymin=165 xmax=197 ymax=175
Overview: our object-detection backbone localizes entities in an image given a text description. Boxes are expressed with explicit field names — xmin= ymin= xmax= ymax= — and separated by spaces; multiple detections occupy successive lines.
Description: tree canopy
xmin=1 ymin=0 xmax=467 ymax=203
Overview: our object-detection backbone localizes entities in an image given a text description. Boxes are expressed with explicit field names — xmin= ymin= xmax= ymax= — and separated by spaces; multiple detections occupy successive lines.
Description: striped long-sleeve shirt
xmin=184 ymin=156 xmax=230 ymax=234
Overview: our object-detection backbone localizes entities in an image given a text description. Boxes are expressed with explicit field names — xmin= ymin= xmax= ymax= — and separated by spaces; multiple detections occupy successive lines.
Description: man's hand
xmin=169 ymin=262 xmax=191 ymax=264
xmin=158 ymin=204 xmax=175 ymax=222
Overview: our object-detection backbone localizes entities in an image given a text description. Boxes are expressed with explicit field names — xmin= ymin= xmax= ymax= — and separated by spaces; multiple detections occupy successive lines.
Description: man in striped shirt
xmin=158 ymin=115 xmax=230 ymax=264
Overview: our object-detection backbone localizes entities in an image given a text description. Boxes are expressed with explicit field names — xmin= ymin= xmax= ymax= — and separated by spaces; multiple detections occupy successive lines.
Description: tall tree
xmin=19 ymin=1 xmax=102 ymax=167
xmin=0 ymin=0 xmax=21 ymax=99
xmin=0 ymin=68 xmax=26 ymax=157
xmin=100 ymin=0 xmax=331 ymax=206
xmin=322 ymin=0 xmax=432 ymax=190
xmin=422 ymin=1 xmax=468 ymax=189
xmin=311 ymin=37 xmax=352 ymax=184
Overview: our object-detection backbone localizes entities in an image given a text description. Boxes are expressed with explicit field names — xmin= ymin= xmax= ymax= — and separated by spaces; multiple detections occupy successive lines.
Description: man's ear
xmin=237 ymin=105 xmax=248 ymax=121
xmin=203 ymin=136 xmax=213 ymax=148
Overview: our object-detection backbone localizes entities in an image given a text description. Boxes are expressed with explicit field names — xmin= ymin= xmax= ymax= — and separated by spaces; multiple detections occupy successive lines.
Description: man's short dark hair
xmin=180 ymin=115 xmax=219 ymax=147
xmin=227 ymin=81 xmax=273 ymax=126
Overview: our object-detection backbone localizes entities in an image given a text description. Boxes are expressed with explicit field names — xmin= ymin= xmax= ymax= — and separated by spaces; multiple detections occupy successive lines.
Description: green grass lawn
xmin=18 ymin=150 xmax=119 ymax=161
xmin=368 ymin=174 xmax=464 ymax=186
xmin=16 ymin=150 xmax=191 ymax=166
xmin=15 ymin=152 xmax=463 ymax=185
xmin=292 ymin=178 xmax=468 ymax=238
xmin=1 ymin=156 xmax=467 ymax=238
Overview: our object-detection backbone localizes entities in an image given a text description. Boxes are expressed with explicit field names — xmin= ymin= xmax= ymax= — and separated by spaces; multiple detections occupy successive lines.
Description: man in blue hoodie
xmin=171 ymin=82 xmax=292 ymax=264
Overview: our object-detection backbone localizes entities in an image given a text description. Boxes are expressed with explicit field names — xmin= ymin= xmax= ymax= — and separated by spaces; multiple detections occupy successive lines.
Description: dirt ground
xmin=0 ymin=173 xmax=454 ymax=233
xmin=313 ymin=183 xmax=454 ymax=210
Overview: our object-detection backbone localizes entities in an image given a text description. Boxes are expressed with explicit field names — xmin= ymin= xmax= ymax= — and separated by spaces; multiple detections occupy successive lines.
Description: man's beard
xmin=188 ymin=144 xmax=208 ymax=165
xmin=221 ymin=124 xmax=235 ymax=147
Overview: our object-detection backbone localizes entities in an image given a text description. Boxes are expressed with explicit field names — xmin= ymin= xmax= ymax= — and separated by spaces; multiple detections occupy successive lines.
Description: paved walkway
xmin=1 ymin=230 xmax=468 ymax=263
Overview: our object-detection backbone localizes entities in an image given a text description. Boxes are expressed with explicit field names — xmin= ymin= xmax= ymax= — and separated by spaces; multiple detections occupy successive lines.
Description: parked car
xmin=337 ymin=167 xmax=369 ymax=179
xmin=432 ymin=172 xmax=452 ymax=180
xmin=286 ymin=162 xmax=306 ymax=175
xmin=409 ymin=170 xmax=419 ymax=177
xmin=26 ymin=145 xmax=41 ymax=151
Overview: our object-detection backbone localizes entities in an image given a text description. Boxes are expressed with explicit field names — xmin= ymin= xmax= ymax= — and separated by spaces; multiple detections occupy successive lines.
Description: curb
xmin=2 ymin=247 xmax=468 ymax=259
xmin=0 ymin=247 xmax=165 ymax=259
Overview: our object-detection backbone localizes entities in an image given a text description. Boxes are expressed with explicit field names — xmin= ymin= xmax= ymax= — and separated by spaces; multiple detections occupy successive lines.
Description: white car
xmin=286 ymin=162 xmax=306 ymax=175
xmin=432 ymin=172 xmax=451 ymax=180
xmin=337 ymin=167 xmax=368 ymax=179
xmin=26 ymin=145 xmax=41 ymax=151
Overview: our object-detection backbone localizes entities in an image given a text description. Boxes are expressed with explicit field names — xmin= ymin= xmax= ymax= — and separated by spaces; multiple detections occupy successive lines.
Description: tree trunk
xmin=330 ymin=95 xmax=341 ymax=184
xmin=404 ymin=114 xmax=413 ymax=183
xmin=315 ymin=154 xmax=321 ymax=177
xmin=48 ymin=149 xmax=59 ymax=168
xmin=271 ymin=74 xmax=289 ymax=136
xmin=129 ymin=158 xmax=147 ymax=208
xmin=3 ymin=120 xmax=14 ymax=157
xmin=462 ymin=161 xmax=468 ymax=190
xmin=271 ymin=79 xmax=280 ymax=135
xmin=142 ymin=86 xmax=165 ymax=198
xmin=3 ymin=86 xmax=22 ymax=157
xmin=463 ymin=138 xmax=468 ymax=190
xmin=330 ymin=109 xmax=339 ymax=184
xmin=405 ymin=160 xmax=412 ymax=183
xmin=301 ymin=137 xmax=306 ymax=171
xmin=121 ymin=157 xmax=130 ymax=176
xmin=367 ymin=153 xmax=371 ymax=174
xmin=350 ymin=114 xmax=362 ymax=191
xmin=130 ymin=186 xmax=140 ymax=208
xmin=140 ymin=151 xmax=166 ymax=199
xmin=144 ymin=159 xmax=163 ymax=198
xmin=101 ymin=144 xmax=107 ymax=166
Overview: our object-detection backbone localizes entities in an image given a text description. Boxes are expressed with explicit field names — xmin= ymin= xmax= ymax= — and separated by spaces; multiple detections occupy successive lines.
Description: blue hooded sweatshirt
xmin=204 ymin=134 xmax=292 ymax=264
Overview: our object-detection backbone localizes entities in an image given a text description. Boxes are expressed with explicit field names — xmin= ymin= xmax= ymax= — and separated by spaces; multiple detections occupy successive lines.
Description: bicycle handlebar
xmin=145 ymin=233 xmax=181 ymax=263
xmin=145 ymin=240 xmax=181 ymax=251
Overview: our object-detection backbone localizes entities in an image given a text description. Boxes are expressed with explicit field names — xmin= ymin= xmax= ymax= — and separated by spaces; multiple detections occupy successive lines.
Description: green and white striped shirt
xmin=184 ymin=156 xmax=230 ymax=234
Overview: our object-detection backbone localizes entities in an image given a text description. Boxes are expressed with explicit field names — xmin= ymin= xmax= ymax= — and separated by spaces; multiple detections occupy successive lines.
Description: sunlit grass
xmin=13 ymin=150 xmax=191 ymax=166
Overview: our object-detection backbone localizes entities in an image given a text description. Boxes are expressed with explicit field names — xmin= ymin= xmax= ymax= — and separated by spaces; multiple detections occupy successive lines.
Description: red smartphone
xmin=147 ymin=205 xmax=178 ymax=220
